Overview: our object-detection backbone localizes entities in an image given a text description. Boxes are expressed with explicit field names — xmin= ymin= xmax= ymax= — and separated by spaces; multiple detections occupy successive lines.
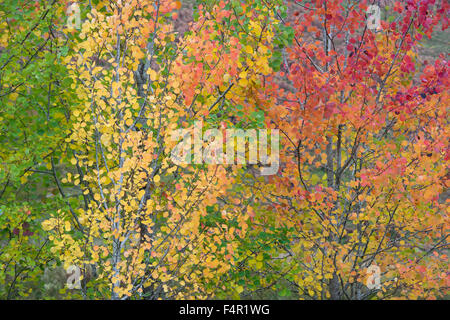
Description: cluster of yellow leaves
xmin=43 ymin=0 xmax=261 ymax=299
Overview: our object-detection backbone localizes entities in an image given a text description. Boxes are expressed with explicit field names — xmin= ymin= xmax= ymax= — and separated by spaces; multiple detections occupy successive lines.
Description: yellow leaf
xmin=239 ymin=71 xmax=247 ymax=79
xmin=148 ymin=69 xmax=157 ymax=81
xmin=125 ymin=118 xmax=133 ymax=126
xmin=239 ymin=78 xmax=248 ymax=87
